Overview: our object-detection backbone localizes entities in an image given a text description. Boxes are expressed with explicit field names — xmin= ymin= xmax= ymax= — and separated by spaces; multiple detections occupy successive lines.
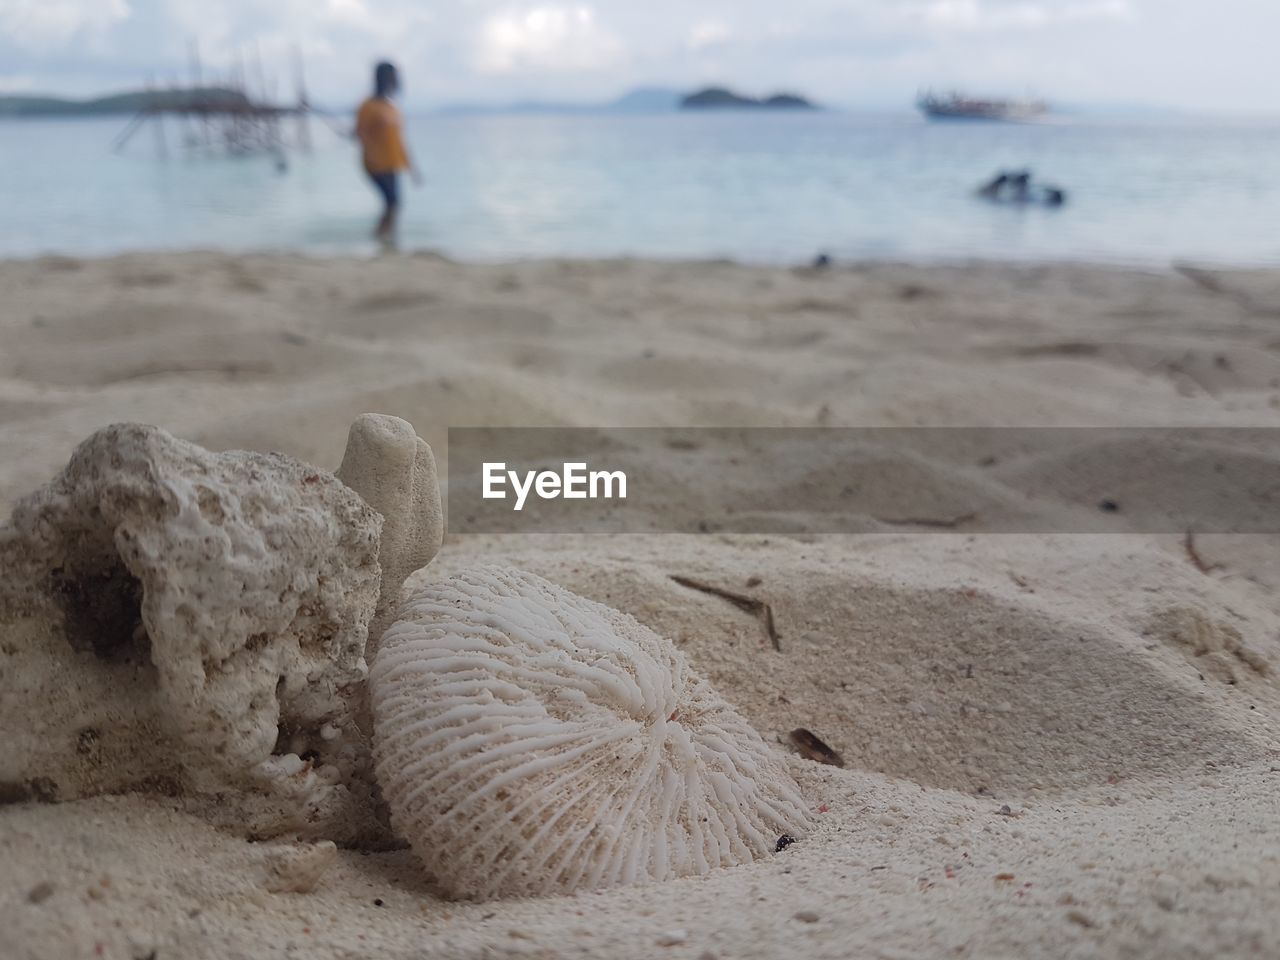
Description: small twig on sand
xmin=875 ymin=513 xmax=976 ymax=530
xmin=1174 ymin=263 xmax=1280 ymax=318
xmin=669 ymin=575 xmax=780 ymax=651
xmin=1174 ymin=263 xmax=1229 ymax=295
xmin=1183 ymin=531 xmax=1220 ymax=575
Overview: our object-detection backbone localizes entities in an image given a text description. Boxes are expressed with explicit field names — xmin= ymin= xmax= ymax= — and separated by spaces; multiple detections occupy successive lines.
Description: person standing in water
xmin=356 ymin=61 xmax=421 ymax=244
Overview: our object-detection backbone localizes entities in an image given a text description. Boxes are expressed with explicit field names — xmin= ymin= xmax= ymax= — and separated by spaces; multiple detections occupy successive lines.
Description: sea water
xmin=1 ymin=110 xmax=1278 ymax=265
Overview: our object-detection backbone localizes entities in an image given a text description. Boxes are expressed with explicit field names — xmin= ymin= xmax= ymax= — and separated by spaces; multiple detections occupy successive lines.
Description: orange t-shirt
xmin=356 ymin=97 xmax=409 ymax=173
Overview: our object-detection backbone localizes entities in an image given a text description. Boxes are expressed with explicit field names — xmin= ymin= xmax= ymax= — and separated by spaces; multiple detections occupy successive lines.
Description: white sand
xmin=1 ymin=252 xmax=1279 ymax=958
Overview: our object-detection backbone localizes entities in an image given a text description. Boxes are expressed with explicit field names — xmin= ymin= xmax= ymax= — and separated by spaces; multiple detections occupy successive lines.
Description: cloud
xmin=475 ymin=4 xmax=624 ymax=73
xmin=326 ymin=0 xmax=369 ymax=24
xmin=0 ymin=0 xmax=1274 ymax=113
xmin=687 ymin=20 xmax=731 ymax=52
xmin=0 ymin=0 xmax=131 ymax=51
xmin=0 ymin=73 xmax=36 ymax=91
xmin=920 ymin=0 xmax=1134 ymax=29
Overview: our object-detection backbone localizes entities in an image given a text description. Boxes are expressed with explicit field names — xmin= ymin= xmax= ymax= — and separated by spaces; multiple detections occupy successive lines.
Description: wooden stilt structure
xmin=113 ymin=40 xmax=314 ymax=160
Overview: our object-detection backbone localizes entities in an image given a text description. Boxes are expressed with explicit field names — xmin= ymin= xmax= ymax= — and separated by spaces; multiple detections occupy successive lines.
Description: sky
xmin=0 ymin=0 xmax=1274 ymax=113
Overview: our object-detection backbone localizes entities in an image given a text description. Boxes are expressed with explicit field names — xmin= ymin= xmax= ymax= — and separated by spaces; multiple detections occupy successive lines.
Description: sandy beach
xmin=2 ymin=251 xmax=1279 ymax=959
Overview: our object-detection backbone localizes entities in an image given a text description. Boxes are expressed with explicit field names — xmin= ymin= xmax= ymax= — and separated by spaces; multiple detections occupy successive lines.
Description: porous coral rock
xmin=371 ymin=565 xmax=812 ymax=900
xmin=0 ymin=422 xmax=394 ymax=842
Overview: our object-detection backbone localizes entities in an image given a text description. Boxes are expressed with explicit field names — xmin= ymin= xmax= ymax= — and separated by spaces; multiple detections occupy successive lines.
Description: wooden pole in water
xmin=111 ymin=112 xmax=147 ymax=153
xmin=188 ymin=36 xmax=212 ymax=148
xmin=252 ymin=40 xmax=269 ymax=146
xmin=112 ymin=39 xmax=314 ymax=160
xmin=188 ymin=37 xmax=202 ymax=87
xmin=293 ymin=45 xmax=311 ymax=152
xmin=146 ymin=73 xmax=168 ymax=159
xmin=153 ymin=110 xmax=168 ymax=159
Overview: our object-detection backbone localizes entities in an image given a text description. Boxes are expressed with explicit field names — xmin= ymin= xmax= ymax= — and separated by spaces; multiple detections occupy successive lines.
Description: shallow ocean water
xmin=2 ymin=110 xmax=1278 ymax=264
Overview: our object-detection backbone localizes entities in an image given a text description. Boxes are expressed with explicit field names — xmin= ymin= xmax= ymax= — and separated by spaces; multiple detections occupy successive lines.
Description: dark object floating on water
xmin=776 ymin=834 xmax=798 ymax=852
xmin=1099 ymin=498 xmax=1120 ymax=513
xmin=789 ymin=728 xmax=845 ymax=767
xmin=977 ymin=169 xmax=1067 ymax=207
xmin=918 ymin=90 xmax=1047 ymax=122
xmin=681 ymin=87 xmax=817 ymax=110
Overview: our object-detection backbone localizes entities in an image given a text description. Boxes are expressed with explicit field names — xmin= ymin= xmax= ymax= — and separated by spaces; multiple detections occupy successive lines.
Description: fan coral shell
xmin=370 ymin=565 xmax=811 ymax=900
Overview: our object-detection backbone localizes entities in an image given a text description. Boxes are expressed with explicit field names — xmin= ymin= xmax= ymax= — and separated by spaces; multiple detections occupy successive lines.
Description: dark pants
xmin=367 ymin=170 xmax=400 ymax=210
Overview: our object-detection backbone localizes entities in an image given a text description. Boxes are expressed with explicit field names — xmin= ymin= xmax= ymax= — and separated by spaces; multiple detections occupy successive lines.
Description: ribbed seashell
xmin=370 ymin=565 xmax=812 ymax=900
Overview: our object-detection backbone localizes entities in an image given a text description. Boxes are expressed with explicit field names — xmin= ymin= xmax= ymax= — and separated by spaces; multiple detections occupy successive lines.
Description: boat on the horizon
xmin=917 ymin=91 xmax=1048 ymax=122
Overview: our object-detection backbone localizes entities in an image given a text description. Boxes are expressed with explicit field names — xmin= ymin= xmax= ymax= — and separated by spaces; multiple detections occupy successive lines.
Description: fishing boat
xmin=917 ymin=91 xmax=1047 ymax=122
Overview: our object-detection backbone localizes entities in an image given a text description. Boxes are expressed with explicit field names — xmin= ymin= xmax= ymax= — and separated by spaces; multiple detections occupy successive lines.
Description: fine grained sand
xmin=2 ymin=251 xmax=1279 ymax=959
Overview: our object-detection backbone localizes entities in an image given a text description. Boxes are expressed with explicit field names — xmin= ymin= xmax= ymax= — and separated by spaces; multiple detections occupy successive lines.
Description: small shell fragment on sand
xmin=260 ymin=841 xmax=338 ymax=894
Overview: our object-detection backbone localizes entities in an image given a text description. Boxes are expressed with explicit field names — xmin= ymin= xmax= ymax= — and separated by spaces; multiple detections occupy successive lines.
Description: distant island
xmin=439 ymin=86 xmax=816 ymax=115
xmin=4 ymin=84 xmax=820 ymax=119
xmin=680 ymin=88 xmax=817 ymax=110
xmin=0 ymin=87 xmax=252 ymax=118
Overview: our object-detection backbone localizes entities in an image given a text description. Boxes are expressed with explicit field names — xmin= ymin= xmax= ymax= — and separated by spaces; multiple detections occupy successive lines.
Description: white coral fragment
xmin=370 ymin=565 xmax=811 ymax=900
xmin=335 ymin=413 xmax=443 ymax=657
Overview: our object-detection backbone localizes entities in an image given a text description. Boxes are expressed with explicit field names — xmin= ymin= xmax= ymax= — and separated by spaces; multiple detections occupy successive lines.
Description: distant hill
xmin=437 ymin=85 xmax=820 ymax=115
xmin=0 ymin=87 xmax=252 ymax=118
xmin=681 ymin=87 xmax=817 ymax=110
xmin=608 ymin=87 xmax=683 ymax=112
xmin=6 ymin=83 xmax=817 ymax=119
